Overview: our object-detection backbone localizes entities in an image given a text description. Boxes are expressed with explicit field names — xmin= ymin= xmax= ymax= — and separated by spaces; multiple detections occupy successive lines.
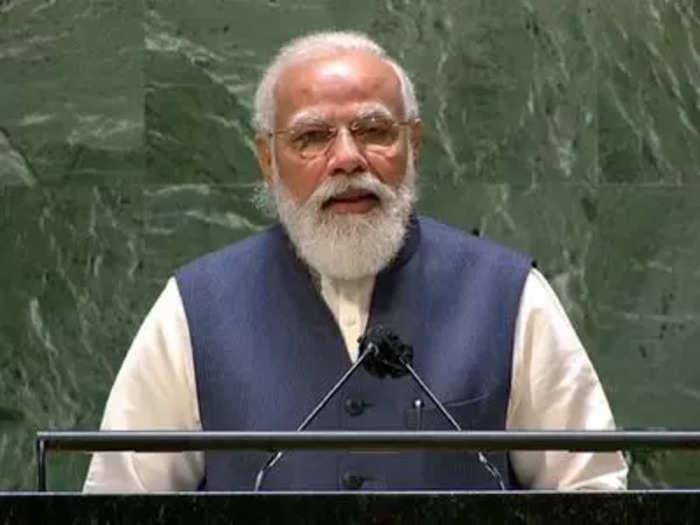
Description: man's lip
xmin=324 ymin=189 xmax=377 ymax=204
xmin=322 ymin=193 xmax=380 ymax=214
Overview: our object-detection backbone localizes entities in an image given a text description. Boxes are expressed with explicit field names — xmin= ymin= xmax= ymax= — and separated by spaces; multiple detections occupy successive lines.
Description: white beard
xmin=255 ymin=155 xmax=418 ymax=280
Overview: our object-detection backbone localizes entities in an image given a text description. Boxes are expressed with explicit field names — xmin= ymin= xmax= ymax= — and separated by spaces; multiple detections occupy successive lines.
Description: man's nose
xmin=326 ymin=128 xmax=368 ymax=176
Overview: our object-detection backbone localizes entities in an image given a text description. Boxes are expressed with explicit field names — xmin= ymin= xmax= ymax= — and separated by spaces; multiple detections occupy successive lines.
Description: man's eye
xmin=292 ymin=129 xmax=332 ymax=147
xmin=355 ymin=121 xmax=394 ymax=144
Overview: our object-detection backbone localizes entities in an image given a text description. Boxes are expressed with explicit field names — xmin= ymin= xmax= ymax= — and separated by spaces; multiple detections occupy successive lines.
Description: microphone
xmin=357 ymin=326 xmax=506 ymax=490
xmin=357 ymin=325 xmax=413 ymax=379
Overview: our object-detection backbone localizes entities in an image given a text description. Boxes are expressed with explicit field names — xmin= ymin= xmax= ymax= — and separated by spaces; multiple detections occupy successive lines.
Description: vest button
xmin=344 ymin=398 xmax=366 ymax=416
xmin=341 ymin=472 xmax=365 ymax=490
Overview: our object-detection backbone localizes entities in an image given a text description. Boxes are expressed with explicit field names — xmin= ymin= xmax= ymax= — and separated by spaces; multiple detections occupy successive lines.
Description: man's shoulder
xmin=418 ymin=215 xmax=532 ymax=267
xmin=176 ymin=224 xmax=283 ymax=280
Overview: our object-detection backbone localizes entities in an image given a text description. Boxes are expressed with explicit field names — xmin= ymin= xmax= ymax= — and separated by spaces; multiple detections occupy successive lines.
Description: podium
xmin=6 ymin=430 xmax=698 ymax=524
xmin=1 ymin=492 xmax=699 ymax=524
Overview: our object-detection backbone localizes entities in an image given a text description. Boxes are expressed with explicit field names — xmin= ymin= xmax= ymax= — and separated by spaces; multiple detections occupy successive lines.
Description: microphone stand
xmin=357 ymin=326 xmax=506 ymax=490
xmin=392 ymin=348 xmax=506 ymax=490
xmin=253 ymin=348 xmax=374 ymax=491
xmin=254 ymin=326 xmax=506 ymax=491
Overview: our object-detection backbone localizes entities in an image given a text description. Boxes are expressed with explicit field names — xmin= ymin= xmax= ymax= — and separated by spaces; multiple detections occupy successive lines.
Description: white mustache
xmin=307 ymin=172 xmax=396 ymax=210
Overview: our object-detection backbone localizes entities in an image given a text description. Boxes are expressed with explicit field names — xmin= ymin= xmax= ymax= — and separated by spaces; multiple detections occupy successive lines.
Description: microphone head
xmin=357 ymin=325 xmax=414 ymax=379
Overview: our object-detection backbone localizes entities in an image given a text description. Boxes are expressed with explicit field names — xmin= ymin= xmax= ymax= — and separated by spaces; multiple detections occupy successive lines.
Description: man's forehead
xmin=273 ymin=51 xmax=403 ymax=125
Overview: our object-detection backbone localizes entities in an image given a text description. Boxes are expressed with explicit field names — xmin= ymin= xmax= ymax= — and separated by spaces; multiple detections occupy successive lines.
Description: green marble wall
xmin=1 ymin=0 xmax=698 ymax=490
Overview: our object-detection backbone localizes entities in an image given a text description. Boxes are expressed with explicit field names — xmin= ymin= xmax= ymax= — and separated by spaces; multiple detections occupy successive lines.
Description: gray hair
xmin=253 ymin=31 xmax=419 ymax=134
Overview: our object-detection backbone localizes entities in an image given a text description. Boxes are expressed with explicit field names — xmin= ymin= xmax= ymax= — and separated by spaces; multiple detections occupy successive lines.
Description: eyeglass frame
xmin=266 ymin=115 xmax=418 ymax=159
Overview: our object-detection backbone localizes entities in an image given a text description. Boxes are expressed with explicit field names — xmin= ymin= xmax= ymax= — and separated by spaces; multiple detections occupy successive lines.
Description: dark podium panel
xmin=1 ymin=492 xmax=698 ymax=525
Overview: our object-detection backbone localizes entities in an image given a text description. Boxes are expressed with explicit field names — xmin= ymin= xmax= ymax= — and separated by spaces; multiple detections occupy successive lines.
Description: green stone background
xmin=1 ymin=0 xmax=698 ymax=490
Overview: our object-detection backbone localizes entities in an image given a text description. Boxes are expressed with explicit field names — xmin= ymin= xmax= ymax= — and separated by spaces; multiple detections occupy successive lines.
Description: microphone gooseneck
xmin=254 ymin=325 xmax=506 ymax=491
xmin=253 ymin=347 xmax=375 ymax=491
xmin=358 ymin=326 xmax=506 ymax=491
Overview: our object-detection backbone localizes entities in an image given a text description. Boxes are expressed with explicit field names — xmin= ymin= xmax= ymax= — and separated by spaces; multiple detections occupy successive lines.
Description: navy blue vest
xmin=176 ymin=216 xmax=531 ymax=491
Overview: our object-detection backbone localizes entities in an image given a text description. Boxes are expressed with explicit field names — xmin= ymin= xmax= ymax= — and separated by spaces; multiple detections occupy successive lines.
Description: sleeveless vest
xmin=176 ymin=216 xmax=531 ymax=490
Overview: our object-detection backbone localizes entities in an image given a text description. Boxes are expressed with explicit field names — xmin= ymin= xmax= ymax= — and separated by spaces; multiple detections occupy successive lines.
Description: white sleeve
xmin=83 ymin=278 xmax=204 ymax=492
xmin=507 ymin=268 xmax=628 ymax=490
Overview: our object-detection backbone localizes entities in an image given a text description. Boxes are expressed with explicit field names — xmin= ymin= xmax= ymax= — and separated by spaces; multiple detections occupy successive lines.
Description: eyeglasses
xmin=269 ymin=116 xmax=415 ymax=159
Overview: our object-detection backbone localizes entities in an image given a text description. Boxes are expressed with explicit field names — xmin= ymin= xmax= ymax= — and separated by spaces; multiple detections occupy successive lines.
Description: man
xmin=84 ymin=31 xmax=627 ymax=492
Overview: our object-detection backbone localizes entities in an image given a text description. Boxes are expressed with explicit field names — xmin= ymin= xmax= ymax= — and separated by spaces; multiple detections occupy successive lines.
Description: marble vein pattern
xmin=0 ymin=0 xmax=698 ymax=489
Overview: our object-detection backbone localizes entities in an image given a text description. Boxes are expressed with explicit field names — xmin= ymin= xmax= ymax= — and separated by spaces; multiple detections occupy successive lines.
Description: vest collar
xmin=380 ymin=213 xmax=421 ymax=275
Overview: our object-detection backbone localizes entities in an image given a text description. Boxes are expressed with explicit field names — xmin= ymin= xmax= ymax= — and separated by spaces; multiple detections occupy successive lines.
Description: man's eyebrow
xmin=355 ymin=106 xmax=394 ymax=120
xmin=286 ymin=111 xmax=327 ymax=129
xmin=285 ymin=105 xmax=395 ymax=128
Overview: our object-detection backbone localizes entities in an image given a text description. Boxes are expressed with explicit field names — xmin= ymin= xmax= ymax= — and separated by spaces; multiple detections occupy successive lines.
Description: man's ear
xmin=409 ymin=119 xmax=422 ymax=166
xmin=254 ymin=134 xmax=274 ymax=184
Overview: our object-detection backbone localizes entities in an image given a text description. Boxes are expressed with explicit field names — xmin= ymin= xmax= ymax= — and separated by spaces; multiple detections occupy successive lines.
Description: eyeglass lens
xmin=287 ymin=117 xmax=402 ymax=157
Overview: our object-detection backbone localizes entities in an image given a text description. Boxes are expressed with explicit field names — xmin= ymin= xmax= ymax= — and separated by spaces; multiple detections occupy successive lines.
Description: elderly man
xmin=84 ymin=31 xmax=627 ymax=492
